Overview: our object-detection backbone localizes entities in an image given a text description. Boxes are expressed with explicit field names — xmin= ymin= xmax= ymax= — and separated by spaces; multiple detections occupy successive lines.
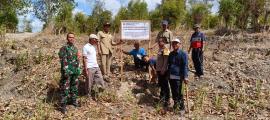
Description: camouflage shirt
xmin=58 ymin=43 xmax=81 ymax=76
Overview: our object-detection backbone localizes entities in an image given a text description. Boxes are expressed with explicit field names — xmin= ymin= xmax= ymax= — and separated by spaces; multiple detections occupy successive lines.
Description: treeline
xmin=0 ymin=0 xmax=270 ymax=34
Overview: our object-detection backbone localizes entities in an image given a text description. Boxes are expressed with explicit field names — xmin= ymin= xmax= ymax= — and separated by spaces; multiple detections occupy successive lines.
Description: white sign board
xmin=121 ymin=20 xmax=151 ymax=40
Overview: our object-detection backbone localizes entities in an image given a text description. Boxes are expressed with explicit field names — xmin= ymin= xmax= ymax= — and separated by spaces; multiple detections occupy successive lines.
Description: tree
xmin=113 ymin=0 xmax=149 ymax=32
xmin=149 ymin=7 xmax=163 ymax=31
xmin=0 ymin=0 xmax=30 ymax=33
xmin=160 ymin=0 xmax=186 ymax=29
xmin=33 ymin=0 xmax=75 ymax=32
xmin=86 ymin=1 xmax=112 ymax=33
xmin=190 ymin=3 xmax=211 ymax=25
xmin=74 ymin=12 xmax=87 ymax=33
xmin=23 ymin=17 xmax=32 ymax=32
xmin=127 ymin=0 xmax=149 ymax=20
xmin=0 ymin=11 xmax=18 ymax=33
xmin=219 ymin=0 xmax=236 ymax=29
xmin=249 ymin=0 xmax=265 ymax=31
xmin=54 ymin=1 xmax=75 ymax=34
xmin=113 ymin=7 xmax=128 ymax=32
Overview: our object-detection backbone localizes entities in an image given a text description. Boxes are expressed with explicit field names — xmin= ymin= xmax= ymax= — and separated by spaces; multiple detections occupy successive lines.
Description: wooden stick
xmin=185 ymin=83 xmax=190 ymax=117
xmin=148 ymin=35 xmax=151 ymax=83
xmin=120 ymin=43 xmax=123 ymax=81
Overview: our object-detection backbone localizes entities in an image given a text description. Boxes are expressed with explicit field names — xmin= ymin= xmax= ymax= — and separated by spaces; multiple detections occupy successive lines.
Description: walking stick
xmin=185 ymin=83 xmax=190 ymax=117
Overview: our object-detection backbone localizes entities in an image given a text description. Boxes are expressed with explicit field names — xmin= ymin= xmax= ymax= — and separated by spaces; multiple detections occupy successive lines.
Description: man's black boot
xmin=60 ymin=104 xmax=67 ymax=114
xmin=71 ymin=101 xmax=79 ymax=107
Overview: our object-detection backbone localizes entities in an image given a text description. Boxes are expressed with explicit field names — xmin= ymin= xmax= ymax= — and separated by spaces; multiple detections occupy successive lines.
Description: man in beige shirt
xmin=151 ymin=20 xmax=173 ymax=50
xmin=156 ymin=36 xmax=170 ymax=108
xmin=97 ymin=22 xmax=122 ymax=78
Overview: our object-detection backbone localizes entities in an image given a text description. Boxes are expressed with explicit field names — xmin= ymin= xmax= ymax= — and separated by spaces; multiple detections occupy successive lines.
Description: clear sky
xmin=18 ymin=0 xmax=219 ymax=33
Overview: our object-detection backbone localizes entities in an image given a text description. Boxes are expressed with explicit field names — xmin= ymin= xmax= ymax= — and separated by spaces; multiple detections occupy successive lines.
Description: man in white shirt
xmin=83 ymin=34 xmax=105 ymax=98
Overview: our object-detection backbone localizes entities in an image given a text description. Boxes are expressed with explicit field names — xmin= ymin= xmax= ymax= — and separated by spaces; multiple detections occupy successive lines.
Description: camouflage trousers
xmin=60 ymin=74 xmax=79 ymax=105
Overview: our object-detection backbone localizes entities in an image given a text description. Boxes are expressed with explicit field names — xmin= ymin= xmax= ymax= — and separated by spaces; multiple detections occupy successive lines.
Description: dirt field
xmin=0 ymin=31 xmax=269 ymax=119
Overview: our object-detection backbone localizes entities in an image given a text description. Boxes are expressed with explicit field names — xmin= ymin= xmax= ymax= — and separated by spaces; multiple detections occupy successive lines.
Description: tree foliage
xmin=113 ymin=7 xmax=128 ymax=32
xmin=33 ymin=0 xmax=75 ymax=29
xmin=127 ymin=0 xmax=149 ymax=20
xmin=86 ymin=1 xmax=112 ymax=33
xmin=74 ymin=12 xmax=87 ymax=33
xmin=23 ymin=17 xmax=32 ymax=32
xmin=54 ymin=1 xmax=75 ymax=34
xmin=219 ymin=0 xmax=237 ymax=29
xmin=0 ymin=0 xmax=30 ymax=33
xmin=149 ymin=8 xmax=163 ymax=31
xmin=160 ymin=0 xmax=186 ymax=29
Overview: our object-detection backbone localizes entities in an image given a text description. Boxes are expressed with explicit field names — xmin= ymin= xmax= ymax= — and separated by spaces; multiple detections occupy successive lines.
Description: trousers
xmin=101 ymin=53 xmax=113 ymax=75
xmin=60 ymin=74 xmax=79 ymax=105
xmin=85 ymin=67 xmax=105 ymax=95
xmin=192 ymin=48 xmax=204 ymax=76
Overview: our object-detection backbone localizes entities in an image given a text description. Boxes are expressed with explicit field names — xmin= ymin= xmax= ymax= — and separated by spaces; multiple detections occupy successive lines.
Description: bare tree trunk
xmin=43 ymin=21 xmax=54 ymax=34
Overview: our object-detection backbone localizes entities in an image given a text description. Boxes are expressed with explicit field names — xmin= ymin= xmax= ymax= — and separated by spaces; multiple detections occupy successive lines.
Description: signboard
xmin=121 ymin=20 xmax=151 ymax=40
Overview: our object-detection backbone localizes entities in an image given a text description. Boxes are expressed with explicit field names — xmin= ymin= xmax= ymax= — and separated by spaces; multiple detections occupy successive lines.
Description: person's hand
xmin=98 ymin=52 xmax=102 ymax=57
xmin=202 ymin=47 xmax=205 ymax=53
xmin=183 ymin=78 xmax=188 ymax=84
xmin=77 ymin=52 xmax=81 ymax=59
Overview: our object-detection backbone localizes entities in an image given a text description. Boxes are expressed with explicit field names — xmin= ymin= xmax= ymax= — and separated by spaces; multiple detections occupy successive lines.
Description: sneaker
xmin=199 ymin=75 xmax=204 ymax=79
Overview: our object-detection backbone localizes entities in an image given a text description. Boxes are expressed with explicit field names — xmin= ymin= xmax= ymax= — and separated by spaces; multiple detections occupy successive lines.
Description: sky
xmin=18 ymin=0 xmax=219 ymax=33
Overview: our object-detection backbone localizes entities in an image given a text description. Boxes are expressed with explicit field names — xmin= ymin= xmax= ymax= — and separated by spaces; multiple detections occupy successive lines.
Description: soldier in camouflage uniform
xmin=58 ymin=32 xmax=81 ymax=114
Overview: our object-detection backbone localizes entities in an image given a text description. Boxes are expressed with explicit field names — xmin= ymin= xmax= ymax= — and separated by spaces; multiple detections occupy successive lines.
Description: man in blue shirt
xmin=168 ymin=38 xmax=188 ymax=111
xmin=123 ymin=42 xmax=147 ymax=69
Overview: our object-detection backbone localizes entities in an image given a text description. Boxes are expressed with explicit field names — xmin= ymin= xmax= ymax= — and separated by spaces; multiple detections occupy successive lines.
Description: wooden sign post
xmin=120 ymin=20 xmax=151 ymax=81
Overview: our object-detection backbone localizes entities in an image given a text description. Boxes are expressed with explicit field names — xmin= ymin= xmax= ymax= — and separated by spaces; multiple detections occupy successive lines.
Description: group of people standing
xmin=57 ymin=20 xmax=206 ymax=114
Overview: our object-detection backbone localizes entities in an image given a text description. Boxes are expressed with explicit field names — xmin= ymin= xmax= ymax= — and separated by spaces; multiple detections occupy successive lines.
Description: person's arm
xmin=82 ymin=56 xmax=88 ymax=77
xmin=97 ymin=32 xmax=102 ymax=56
xmin=58 ymin=47 xmax=70 ymax=76
xmin=150 ymin=65 xmax=156 ymax=71
xmin=182 ymin=52 xmax=189 ymax=84
xmin=112 ymin=39 xmax=123 ymax=46
xmin=142 ymin=48 xmax=147 ymax=56
xmin=160 ymin=55 xmax=169 ymax=75
xmin=150 ymin=43 xmax=158 ymax=49
xmin=202 ymin=33 xmax=206 ymax=52
xmin=167 ymin=54 xmax=171 ymax=73
xmin=82 ymin=47 xmax=88 ymax=77
xmin=188 ymin=36 xmax=192 ymax=54
xmin=122 ymin=49 xmax=131 ymax=55
xmin=151 ymin=32 xmax=160 ymax=49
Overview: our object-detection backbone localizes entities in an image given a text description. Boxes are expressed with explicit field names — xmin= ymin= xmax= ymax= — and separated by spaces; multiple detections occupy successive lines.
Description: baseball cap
xmin=171 ymin=38 xmax=181 ymax=43
xmin=193 ymin=24 xmax=200 ymax=28
xmin=161 ymin=20 xmax=168 ymax=25
xmin=89 ymin=34 xmax=98 ymax=40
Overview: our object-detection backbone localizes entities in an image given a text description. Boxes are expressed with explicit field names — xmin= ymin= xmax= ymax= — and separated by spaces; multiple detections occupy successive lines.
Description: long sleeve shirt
xmin=168 ymin=49 xmax=188 ymax=80
xmin=58 ymin=43 xmax=81 ymax=76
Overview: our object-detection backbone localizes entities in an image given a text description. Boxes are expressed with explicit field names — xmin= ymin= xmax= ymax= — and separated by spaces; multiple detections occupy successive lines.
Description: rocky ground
xmin=0 ymin=31 xmax=269 ymax=120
